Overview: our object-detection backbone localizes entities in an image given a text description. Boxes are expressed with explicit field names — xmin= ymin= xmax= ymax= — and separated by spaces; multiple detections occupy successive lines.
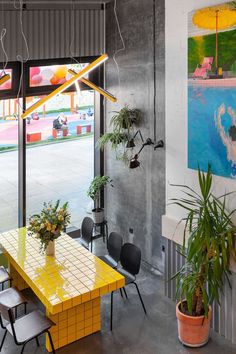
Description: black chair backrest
xmin=0 ymin=302 xmax=15 ymax=324
xmin=81 ymin=217 xmax=94 ymax=243
xmin=107 ymin=232 xmax=123 ymax=262
xmin=120 ymin=243 xmax=141 ymax=276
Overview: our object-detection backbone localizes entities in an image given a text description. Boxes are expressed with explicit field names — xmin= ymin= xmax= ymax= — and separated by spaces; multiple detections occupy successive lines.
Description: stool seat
xmin=0 ymin=287 xmax=27 ymax=309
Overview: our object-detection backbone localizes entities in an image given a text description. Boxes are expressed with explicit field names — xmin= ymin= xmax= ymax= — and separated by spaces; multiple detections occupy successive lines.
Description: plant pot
xmin=46 ymin=240 xmax=55 ymax=256
xmin=176 ymin=301 xmax=212 ymax=347
xmin=92 ymin=208 xmax=104 ymax=224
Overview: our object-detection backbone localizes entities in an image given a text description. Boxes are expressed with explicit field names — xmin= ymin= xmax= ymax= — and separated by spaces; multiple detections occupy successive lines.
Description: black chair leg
xmin=119 ymin=288 xmax=123 ymax=298
xmin=21 ymin=342 xmax=27 ymax=354
xmin=133 ymin=282 xmax=147 ymax=314
xmin=123 ymin=287 xmax=128 ymax=299
xmin=47 ymin=330 xmax=56 ymax=354
xmin=110 ymin=291 xmax=113 ymax=331
xmin=15 ymin=306 xmax=17 ymax=318
xmin=36 ymin=337 xmax=40 ymax=347
xmin=0 ymin=329 xmax=7 ymax=351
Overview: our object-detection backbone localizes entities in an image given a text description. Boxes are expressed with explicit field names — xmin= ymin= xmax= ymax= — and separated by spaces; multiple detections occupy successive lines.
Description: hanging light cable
xmin=113 ymin=0 xmax=126 ymax=91
xmin=14 ymin=0 xmax=30 ymax=113
xmin=0 ymin=0 xmax=10 ymax=86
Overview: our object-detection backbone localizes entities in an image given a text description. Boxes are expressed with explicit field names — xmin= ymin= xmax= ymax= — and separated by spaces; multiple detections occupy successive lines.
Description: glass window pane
xmin=0 ymin=98 xmax=20 ymax=232
xmin=26 ymin=89 xmax=94 ymax=228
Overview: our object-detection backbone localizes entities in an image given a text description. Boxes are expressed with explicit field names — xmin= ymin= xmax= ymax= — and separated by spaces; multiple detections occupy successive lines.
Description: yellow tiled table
xmin=0 ymin=228 xmax=125 ymax=352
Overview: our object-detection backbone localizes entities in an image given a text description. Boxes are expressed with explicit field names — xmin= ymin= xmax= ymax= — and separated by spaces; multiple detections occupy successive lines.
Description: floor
xmin=1 ymin=238 xmax=236 ymax=354
xmin=0 ymin=137 xmax=94 ymax=233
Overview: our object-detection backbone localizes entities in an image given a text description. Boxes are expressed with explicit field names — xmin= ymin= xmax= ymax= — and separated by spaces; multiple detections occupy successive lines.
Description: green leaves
xmin=172 ymin=164 xmax=236 ymax=317
xmin=87 ymin=175 xmax=113 ymax=208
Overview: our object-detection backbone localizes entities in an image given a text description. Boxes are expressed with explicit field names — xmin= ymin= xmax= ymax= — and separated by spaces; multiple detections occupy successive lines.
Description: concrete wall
xmin=104 ymin=0 xmax=165 ymax=270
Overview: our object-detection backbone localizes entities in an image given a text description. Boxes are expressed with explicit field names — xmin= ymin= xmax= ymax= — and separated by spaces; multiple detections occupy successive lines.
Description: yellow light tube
xmin=21 ymin=54 xmax=108 ymax=119
xmin=68 ymin=68 xmax=117 ymax=103
xmin=0 ymin=73 xmax=10 ymax=86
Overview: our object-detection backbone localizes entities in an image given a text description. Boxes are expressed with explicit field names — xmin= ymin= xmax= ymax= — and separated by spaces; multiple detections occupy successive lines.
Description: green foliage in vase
xmin=171 ymin=165 xmax=236 ymax=317
xmin=28 ymin=200 xmax=71 ymax=253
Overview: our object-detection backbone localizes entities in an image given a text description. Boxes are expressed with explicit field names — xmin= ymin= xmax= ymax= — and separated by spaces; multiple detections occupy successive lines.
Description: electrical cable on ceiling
xmin=113 ymin=0 xmax=126 ymax=90
xmin=0 ymin=29 xmax=8 ymax=77
xmin=0 ymin=0 xmax=8 ymax=78
xmin=14 ymin=0 xmax=30 ymax=110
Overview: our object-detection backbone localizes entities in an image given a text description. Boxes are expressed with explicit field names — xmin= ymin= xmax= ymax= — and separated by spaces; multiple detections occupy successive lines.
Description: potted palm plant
xmin=87 ymin=175 xmax=113 ymax=223
xmin=172 ymin=166 xmax=236 ymax=347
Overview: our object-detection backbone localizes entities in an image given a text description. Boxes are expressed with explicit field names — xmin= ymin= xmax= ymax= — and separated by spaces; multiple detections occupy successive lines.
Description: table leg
xmin=46 ymin=297 xmax=101 ymax=352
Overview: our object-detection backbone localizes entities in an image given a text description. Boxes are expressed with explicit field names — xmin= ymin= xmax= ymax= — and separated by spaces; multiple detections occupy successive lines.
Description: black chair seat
xmin=0 ymin=287 xmax=27 ymax=309
xmin=0 ymin=267 xmax=10 ymax=284
xmin=99 ymin=255 xmax=118 ymax=268
xmin=78 ymin=237 xmax=89 ymax=249
xmin=117 ymin=268 xmax=136 ymax=285
xmin=7 ymin=310 xmax=54 ymax=344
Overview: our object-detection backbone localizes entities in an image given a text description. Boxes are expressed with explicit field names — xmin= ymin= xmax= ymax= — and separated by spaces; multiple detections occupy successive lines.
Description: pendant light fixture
xmin=21 ymin=54 xmax=108 ymax=119
xmin=68 ymin=69 xmax=117 ymax=103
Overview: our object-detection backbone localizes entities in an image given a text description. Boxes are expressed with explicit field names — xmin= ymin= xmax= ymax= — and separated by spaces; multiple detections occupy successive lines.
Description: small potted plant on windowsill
xmin=87 ymin=175 xmax=113 ymax=224
xmin=28 ymin=200 xmax=71 ymax=255
xmin=171 ymin=165 xmax=236 ymax=347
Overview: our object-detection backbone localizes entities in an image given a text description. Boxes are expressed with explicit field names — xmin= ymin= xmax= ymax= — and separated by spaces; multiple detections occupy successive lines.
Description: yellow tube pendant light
xmin=0 ymin=73 xmax=10 ymax=86
xmin=68 ymin=68 xmax=117 ymax=103
xmin=21 ymin=54 xmax=108 ymax=119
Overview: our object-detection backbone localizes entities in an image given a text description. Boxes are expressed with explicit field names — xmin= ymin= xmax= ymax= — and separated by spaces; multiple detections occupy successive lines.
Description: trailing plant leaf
xmin=87 ymin=175 xmax=113 ymax=209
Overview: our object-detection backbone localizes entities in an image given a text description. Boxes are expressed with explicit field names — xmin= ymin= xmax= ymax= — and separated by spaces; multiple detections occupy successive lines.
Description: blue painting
xmin=188 ymin=2 xmax=236 ymax=178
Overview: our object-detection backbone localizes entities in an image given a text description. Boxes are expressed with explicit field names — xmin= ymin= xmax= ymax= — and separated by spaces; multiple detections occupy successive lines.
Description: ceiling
xmin=0 ymin=0 xmax=111 ymax=10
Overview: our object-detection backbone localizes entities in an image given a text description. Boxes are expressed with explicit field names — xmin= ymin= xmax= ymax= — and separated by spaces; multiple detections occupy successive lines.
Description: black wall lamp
xmin=129 ymin=137 xmax=164 ymax=169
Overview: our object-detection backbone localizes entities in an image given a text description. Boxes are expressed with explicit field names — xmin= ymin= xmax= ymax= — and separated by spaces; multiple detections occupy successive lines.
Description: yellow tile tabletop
xmin=0 ymin=228 xmax=125 ymax=351
xmin=0 ymin=227 xmax=124 ymax=314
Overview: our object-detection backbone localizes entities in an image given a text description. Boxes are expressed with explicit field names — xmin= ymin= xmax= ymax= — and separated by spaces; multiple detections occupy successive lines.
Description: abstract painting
xmin=188 ymin=2 xmax=236 ymax=178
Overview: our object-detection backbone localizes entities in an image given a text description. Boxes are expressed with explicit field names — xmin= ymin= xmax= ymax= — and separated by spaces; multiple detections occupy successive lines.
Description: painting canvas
xmin=188 ymin=2 xmax=236 ymax=178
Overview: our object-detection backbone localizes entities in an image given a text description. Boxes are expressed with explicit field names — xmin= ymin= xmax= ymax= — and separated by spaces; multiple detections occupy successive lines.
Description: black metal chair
xmin=110 ymin=243 xmax=147 ymax=330
xmin=0 ymin=303 xmax=56 ymax=354
xmin=0 ymin=267 xmax=12 ymax=290
xmin=0 ymin=287 xmax=28 ymax=323
xmin=78 ymin=217 xmax=94 ymax=252
xmin=99 ymin=232 xmax=123 ymax=268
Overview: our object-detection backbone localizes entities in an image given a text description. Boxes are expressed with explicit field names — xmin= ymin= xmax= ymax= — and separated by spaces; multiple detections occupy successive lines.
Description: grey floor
xmin=0 ymin=137 xmax=94 ymax=233
xmin=1 ymin=238 xmax=236 ymax=354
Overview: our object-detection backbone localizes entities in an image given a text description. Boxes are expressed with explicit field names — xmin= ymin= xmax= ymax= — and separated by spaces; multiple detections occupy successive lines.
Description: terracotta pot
xmin=46 ymin=240 xmax=55 ymax=256
xmin=176 ymin=301 xmax=212 ymax=347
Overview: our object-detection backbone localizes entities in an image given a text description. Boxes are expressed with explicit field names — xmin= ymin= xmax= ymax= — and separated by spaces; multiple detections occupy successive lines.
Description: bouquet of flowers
xmin=28 ymin=200 xmax=71 ymax=253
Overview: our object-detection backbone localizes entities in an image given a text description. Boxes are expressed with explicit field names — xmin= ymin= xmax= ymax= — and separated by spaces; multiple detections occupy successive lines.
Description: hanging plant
xmin=110 ymin=105 xmax=141 ymax=135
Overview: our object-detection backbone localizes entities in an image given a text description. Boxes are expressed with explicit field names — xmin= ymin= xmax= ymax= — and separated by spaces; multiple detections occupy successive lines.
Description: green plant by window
xmin=87 ymin=175 xmax=113 ymax=210
xmin=171 ymin=165 xmax=236 ymax=317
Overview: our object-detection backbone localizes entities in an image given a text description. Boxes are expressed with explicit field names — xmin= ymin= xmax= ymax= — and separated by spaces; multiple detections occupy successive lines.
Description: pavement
xmin=0 ymin=137 xmax=94 ymax=232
